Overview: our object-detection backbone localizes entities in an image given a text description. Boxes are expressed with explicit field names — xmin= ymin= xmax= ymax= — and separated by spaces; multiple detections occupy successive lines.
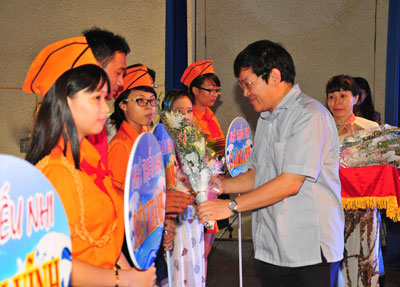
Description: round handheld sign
xmin=225 ymin=117 xmax=253 ymax=177
xmin=225 ymin=117 xmax=253 ymax=287
xmin=152 ymin=123 xmax=176 ymax=285
xmin=124 ymin=132 xmax=166 ymax=270
xmin=0 ymin=154 xmax=71 ymax=287
xmin=152 ymin=123 xmax=177 ymax=190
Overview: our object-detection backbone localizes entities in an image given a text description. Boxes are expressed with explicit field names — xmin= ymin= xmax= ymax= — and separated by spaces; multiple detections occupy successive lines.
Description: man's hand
xmin=165 ymin=189 xmax=194 ymax=217
xmin=197 ymin=199 xmax=234 ymax=223
xmin=209 ymin=176 xmax=225 ymax=195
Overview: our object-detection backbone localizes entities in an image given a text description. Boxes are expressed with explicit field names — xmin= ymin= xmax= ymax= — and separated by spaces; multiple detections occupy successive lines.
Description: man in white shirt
xmin=198 ymin=40 xmax=344 ymax=287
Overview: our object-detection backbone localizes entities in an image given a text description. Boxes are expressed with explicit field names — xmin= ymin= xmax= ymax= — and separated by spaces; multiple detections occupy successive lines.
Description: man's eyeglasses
xmin=197 ymin=87 xmax=222 ymax=95
xmin=238 ymin=72 xmax=267 ymax=90
xmin=124 ymin=98 xmax=158 ymax=107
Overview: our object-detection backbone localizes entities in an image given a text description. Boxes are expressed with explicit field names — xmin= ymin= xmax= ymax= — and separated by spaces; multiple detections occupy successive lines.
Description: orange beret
xmin=180 ymin=60 xmax=215 ymax=87
xmin=115 ymin=65 xmax=153 ymax=99
xmin=23 ymin=36 xmax=98 ymax=98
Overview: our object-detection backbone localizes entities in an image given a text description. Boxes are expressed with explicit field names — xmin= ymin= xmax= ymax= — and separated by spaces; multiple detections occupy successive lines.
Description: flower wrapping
xmin=160 ymin=110 xmax=224 ymax=229
xmin=340 ymin=125 xmax=400 ymax=170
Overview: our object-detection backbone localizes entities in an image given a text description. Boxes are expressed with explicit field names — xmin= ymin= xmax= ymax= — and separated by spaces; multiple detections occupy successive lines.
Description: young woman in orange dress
xmin=180 ymin=60 xmax=224 ymax=145
xmin=107 ymin=66 xmax=194 ymax=285
xmin=108 ymin=65 xmax=158 ymax=192
xmin=24 ymin=38 xmax=155 ymax=286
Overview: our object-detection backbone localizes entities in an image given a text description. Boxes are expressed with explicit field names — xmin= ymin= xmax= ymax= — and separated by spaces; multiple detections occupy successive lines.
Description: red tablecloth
xmin=340 ymin=165 xmax=400 ymax=221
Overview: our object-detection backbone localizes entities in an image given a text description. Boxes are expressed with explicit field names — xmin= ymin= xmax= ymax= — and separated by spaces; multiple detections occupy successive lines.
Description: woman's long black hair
xmin=26 ymin=64 xmax=110 ymax=169
xmin=353 ymin=77 xmax=376 ymax=121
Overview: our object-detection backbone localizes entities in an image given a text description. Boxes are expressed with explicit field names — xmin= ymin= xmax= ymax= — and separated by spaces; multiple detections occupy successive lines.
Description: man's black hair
xmin=83 ymin=27 xmax=130 ymax=68
xmin=234 ymin=40 xmax=295 ymax=84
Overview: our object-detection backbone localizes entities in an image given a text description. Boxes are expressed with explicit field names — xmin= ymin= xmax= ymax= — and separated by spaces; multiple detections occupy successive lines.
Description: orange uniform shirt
xmin=108 ymin=121 xmax=141 ymax=192
xmin=193 ymin=105 xmax=225 ymax=142
xmin=36 ymin=137 xmax=124 ymax=268
xmin=87 ymin=127 xmax=108 ymax=167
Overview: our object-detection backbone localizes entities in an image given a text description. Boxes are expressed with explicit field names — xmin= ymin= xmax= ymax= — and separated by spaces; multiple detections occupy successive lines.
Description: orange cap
xmin=180 ymin=60 xmax=215 ymax=86
xmin=23 ymin=36 xmax=98 ymax=98
xmin=115 ymin=65 xmax=153 ymax=99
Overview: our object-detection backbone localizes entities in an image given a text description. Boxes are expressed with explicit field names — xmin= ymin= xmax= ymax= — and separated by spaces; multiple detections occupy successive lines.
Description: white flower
xmin=199 ymin=136 xmax=206 ymax=158
xmin=181 ymin=161 xmax=192 ymax=175
xmin=197 ymin=169 xmax=211 ymax=192
xmin=165 ymin=111 xmax=183 ymax=128
xmin=184 ymin=152 xmax=199 ymax=166
xmin=207 ymin=158 xmax=225 ymax=176
xmin=192 ymin=165 xmax=200 ymax=174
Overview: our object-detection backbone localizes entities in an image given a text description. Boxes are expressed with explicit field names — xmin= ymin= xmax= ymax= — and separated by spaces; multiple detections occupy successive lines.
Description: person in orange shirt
xmin=24 ymin=39 xmax=155 ymax=287
xmin=180 ymin=60 xmax=224 ymax=144
xmin=107 ymin=63 xmax=157 ymax=140
xmin=108 ymin=66 xmax=194 ymax=285
xmin=180 ymin=60 xmax=229 ymax=276
xmin=83 ymin=28 xmax=131 ymax=168
xmin=108 ymin=65 xmax=193 ymax=211
xmin=108 ymin=65 xmax=158 ymax=192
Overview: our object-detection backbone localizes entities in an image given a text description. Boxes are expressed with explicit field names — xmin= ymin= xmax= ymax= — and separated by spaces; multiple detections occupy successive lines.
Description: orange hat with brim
xmin=115 ymin=65 xmax=153 ymax=99
xmin=23 ymin=36 xmax=98 ymax=98
xmin=180 ymin=60 xmax=215 ymax=87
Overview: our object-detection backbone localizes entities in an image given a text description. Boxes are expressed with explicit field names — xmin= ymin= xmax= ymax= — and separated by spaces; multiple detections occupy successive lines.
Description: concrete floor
xmin=207 ymin=239 xmax=260 ymax=287
xmin=207 ymin=239 xmax=400 ymax=287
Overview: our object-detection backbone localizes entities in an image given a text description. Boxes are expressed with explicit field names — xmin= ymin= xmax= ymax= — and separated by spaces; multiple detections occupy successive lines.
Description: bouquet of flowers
xmin=160 ymin=110 xmax=224 ymax=229
xmin=340 ymin=125 xmax=400 ymax=170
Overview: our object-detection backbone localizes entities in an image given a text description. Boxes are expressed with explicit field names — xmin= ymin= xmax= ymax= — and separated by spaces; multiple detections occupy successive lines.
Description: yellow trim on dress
xmin=36 ymin=156 xmax=118 ymax=248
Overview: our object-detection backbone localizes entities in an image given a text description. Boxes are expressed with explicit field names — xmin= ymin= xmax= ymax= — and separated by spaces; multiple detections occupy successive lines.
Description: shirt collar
xmin=80 ymin=137 xmax=102 ymax=167
xmin=120 ymin=120 xmax=140 ymax=140
xmin=193 ymin=105 xmax=213 ymax=120
xmin=260 ymin=84 xmax=301 ymax=120
xmin=56 ymin=136 xmax=102 ymax=168
xmin=344 ymin=113 xmax=356 ymax=125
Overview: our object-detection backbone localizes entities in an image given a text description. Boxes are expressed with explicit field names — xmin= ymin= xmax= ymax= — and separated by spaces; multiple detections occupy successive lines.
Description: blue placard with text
xmin=152 ymin=123 xmax=177 ymax=190
xmin=225 ymin=117 xmax=253 ymax=177
xmin=0 ymin=154 xmax=71 ymax=287
xmin=124 ymin=132 xmax=166 ymax=270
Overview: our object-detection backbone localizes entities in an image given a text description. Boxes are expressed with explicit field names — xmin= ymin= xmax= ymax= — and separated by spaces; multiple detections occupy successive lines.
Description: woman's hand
xmin=341 ymin=123 xmax=359 ymax=136
xmin=120 ymin=264 xmax=156 ymax=287
xmin=70 ymin=258 xmax=156 ymax=286
xmin=163 ymin=218 xmax=177 ymax=251
xmin=165 ymin=189 xmax=195 ymax=217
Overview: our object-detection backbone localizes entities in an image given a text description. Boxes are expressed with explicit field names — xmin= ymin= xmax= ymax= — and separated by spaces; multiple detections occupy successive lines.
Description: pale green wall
xmin=0 ymin=0 xmax=166 ymax=157
xmin=0 ymin=0 xmax=389 ymax=156
xmin=192 ymin=0 xmax=389 ymax=134
xmin=0 ymin=0 xmax=390 ymax=240
xmin=190 ymin=0 xmax=389 ymax=239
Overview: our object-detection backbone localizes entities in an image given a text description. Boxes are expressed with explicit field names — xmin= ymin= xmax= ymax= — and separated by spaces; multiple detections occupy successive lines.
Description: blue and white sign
xmin=152 ymin=123 xmax=177 ymax=190
xmin=0 ymin=154 xmax=71 ymax=287
xmin=124 ymin=132 xmax=166 ymax=270
xmin=225 ymin=117 xmax=253 ymax=177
